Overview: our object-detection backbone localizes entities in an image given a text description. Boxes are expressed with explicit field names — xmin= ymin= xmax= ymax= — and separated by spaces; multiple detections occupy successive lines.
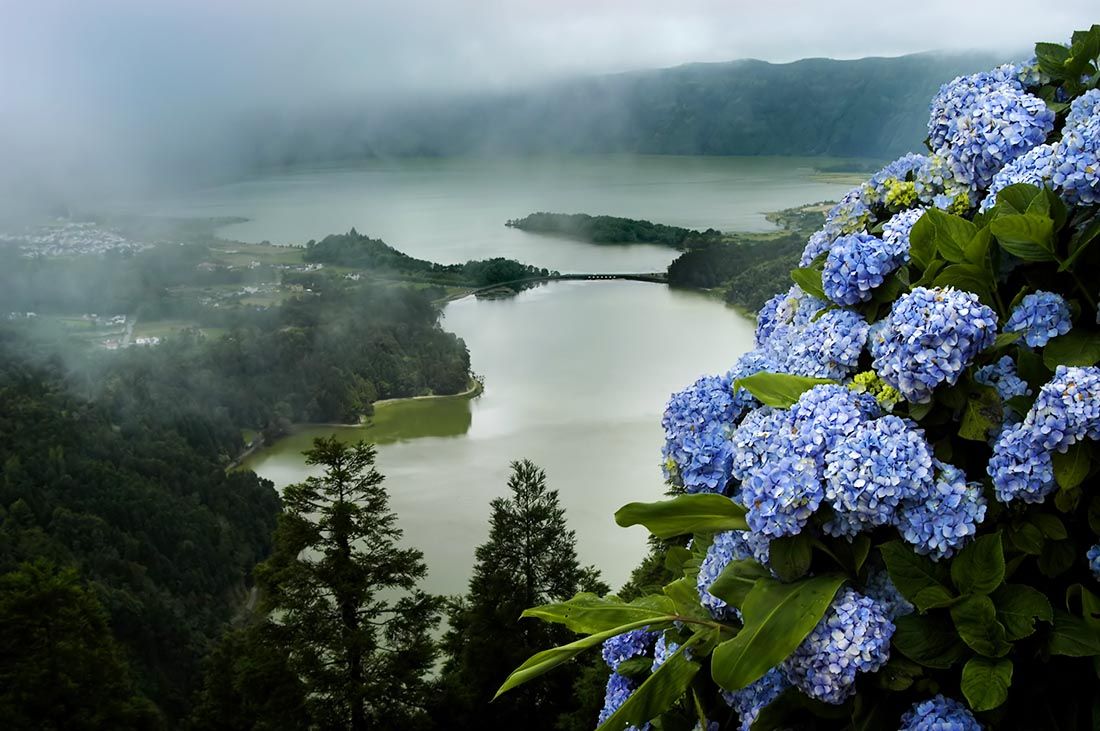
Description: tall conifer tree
xmin=436 ymin=459 xmax=607 ymax=730
xmin=256 ymin=437 xmax=441 ymax=730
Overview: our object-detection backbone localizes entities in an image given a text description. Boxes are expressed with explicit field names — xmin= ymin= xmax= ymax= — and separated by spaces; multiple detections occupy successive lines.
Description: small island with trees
xmin=506 ymin=212 xmax=724 ymax=249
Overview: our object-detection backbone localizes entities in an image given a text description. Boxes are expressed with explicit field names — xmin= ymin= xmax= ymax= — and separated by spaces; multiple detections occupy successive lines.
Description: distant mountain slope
xmin=249 ymin=51 xmax=1008 ymax=166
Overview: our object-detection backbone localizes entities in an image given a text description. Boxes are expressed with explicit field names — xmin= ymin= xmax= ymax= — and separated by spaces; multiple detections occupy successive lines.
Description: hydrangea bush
xmin=498 ymin=27 xmax=1100 ymax=731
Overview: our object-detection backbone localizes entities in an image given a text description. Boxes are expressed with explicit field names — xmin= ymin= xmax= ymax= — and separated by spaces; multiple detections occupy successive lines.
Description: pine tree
xmin=190 ymin=621 xmax=308 ymax=731
xmin=0 ymin=560 xmax=160 ymax=730
xmin=255 ymin=437 xmax=441 ymax=730
xmin=436 ymin=459 xmax=608 ymax=730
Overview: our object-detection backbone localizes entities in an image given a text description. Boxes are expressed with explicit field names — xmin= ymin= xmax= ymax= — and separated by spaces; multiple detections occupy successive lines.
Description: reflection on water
xmin=243 ymin=393 xmax=474 ymax=483
xmin=245 ymin=281 xmax=757 ymax=595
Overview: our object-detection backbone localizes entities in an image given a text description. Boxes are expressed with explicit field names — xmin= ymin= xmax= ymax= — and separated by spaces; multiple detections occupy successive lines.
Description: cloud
xmin=0 ymin=1 xmax=1095 ymax=210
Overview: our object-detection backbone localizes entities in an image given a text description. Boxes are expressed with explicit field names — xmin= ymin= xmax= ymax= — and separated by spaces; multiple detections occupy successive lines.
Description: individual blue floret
xmin=782 ymin=589 xmax=894 ymax=704
xmin=1004 ymin=290 xmax=1072 ymax=347
xmin=899 ymin=695 xmax=982 ymax=731
xmin=896 ymin=461 xmax=987 ymax=559
xmin=870 ymin=287 xmax=998 ymax=403
xmin=1089 ymin=544 xmax=1100 ymax=580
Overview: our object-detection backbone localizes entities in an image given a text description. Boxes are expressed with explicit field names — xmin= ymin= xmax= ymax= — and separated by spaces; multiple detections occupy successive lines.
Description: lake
xmin=158 ymin=155 xmax=862 ymax=272
xmin=180 ymin=155 xmax=861 ymax=594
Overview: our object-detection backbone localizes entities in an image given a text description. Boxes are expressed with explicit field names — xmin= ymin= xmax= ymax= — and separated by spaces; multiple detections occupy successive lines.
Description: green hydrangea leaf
xmin=712 ymin=574 xmax=845 ymax=691
xmin=961 ymin=656 xmax=1013 ymax=712
xmin=614 ymin=494 xmax=748 ymax=538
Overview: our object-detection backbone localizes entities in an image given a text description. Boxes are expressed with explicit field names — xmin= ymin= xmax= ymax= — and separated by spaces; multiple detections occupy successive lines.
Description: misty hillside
xmin=247 ymin=51 xmax=1006 ymax=166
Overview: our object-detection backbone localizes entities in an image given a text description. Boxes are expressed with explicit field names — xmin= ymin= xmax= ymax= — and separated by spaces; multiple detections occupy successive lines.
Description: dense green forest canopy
xmin=656 ymin=204 xmax=826 ymax=312
xmin=0 ymin=335 xmax=281 ymax=721
xmin=505 ymin=212 xmax=723 ymax=249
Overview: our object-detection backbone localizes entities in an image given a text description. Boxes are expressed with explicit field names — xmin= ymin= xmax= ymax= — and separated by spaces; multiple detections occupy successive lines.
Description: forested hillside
xmin=0 ymin=337 xmax=281 ymax=722
xmin=247 ymin=52 xmax=1004 ymax=166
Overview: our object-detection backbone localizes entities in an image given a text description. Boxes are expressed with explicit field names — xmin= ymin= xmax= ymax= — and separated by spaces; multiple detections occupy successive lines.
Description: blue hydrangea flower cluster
xmin=824 ymin=188 xmax=871 ymax=237
xmin=1004 ymin=290 xmax=1072 ymax=347
xmin=822 ymin=232 xmax=903 ymax=306
xmin=650 ymin=634 xmax=683 ymax=672
xmin=987 ymin=421 xmax=1056 ymax=504
xmin=731 ymin=386 xmax=881 ymax=540
xmin=860 ymin=153 xmax=929 ymax=208
xmin=1089 ymin=544 xmax=1100 ymax=580
xmin=598 ymin=673 xmax=649 ymax=730
xmin=979 ymin=142 xmax=1057 ymax=211
xmin=782 ymin=589 xmax=894 ymax=704
xmin=601 ymin=629 xmax=656 ymax=670
xmin=721 ymin=667 xmax=790 ymax=731
xmin=1067 ymin=89 xmax=1100 ymax=130
xmin=870 ymin=287 xmax=998 ymax=403
xmin=976 ymin=355 xmax=1032 ymax=402
xmin=989 ymin=366 xmax=1100 ymax=503
xmin=928 ymin=66 xmax=1023 ymax=151
xmin=754 ymin=286 xmax=823 ymax=352
xmin=752 ymin=285 xmax=869 ymax=380
xmin=740 ymin=456 xmax=824 ymax=539
xmin=881 ymin=207 xmax=926 ymax=261
xmin=661 ymin=373 xmax=741 ymax=494
xmin=940 ymin=87 xmax=1054 ymax=190
xmin=786 ymin=385 xmax=880 ymax=467
xmin=863 ymin=566 xmax=914 ymax=620
xmin=896 ymin=461 xmax=988 ymax=559
xmin=822 ymin=415 xmax=935 ymax=537
xmin=899 ymin=695 xmax=982 ymax=731
xmin=798 ymin=228 xmax=833 ymax=267
xmin=696 ymin=530 xmax=766 ymax=618
xmin=788 ymin=307 xmax=870 ymax=380
xmin=731 ymin=406 xmax=788 ymax=481
xmin=1016 ymin=56 xmax=1051 ymax=88
xmin=1052 ymin=91 xmax=1100 ymax=205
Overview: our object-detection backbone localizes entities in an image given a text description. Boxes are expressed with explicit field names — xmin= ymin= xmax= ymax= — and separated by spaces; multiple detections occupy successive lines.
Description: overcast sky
xmin=1 ymin=1 xmax=1097 ymax=208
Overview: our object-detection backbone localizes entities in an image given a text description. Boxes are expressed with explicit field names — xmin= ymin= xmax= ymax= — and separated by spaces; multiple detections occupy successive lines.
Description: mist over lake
xmin=150 ymin=155 xmax=864 ymax=270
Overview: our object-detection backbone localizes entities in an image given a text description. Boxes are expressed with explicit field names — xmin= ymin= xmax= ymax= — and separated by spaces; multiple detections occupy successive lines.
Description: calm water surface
xmin=158 ymin=155 xmax=861 ymax=273
xmin=245 ymin=282 xmax=758 ymax=594
xmin=206 ymin=156 xmax=859 ymax=593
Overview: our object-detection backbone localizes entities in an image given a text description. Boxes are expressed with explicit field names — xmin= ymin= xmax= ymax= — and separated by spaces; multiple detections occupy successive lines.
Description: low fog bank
xmin=2 ymin=52 xmax=1007 ymax=218
xmin=1 ymin=0 xmax=1092 ymax=216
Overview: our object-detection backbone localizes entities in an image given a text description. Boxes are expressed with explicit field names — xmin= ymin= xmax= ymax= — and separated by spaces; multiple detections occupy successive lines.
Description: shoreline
xmin=230 ymin=377 xmax=483 ymax=470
